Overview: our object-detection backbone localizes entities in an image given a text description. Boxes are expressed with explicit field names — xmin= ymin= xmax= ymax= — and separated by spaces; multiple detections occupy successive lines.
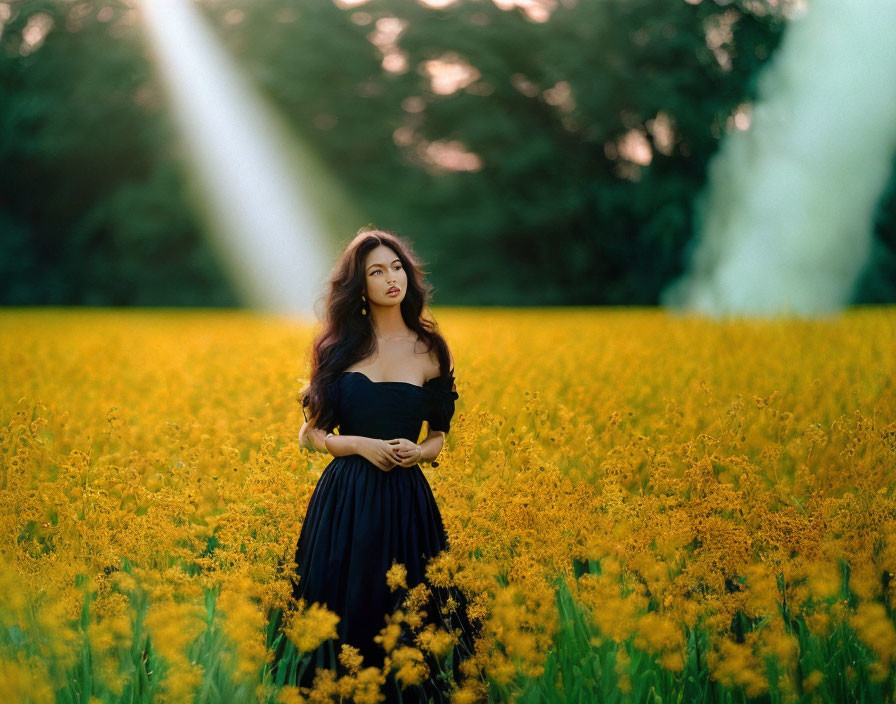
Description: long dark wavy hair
xmin=300 ymin=227 xmax=454 ymax=432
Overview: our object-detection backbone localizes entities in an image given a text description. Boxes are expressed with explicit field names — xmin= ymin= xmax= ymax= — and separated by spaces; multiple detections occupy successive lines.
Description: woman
xmin=290 ymin=227 xmax=478 ymax=702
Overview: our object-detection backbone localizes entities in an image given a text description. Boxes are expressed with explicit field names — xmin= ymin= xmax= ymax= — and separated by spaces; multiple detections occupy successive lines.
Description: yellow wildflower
xmin=805 ymin=559 xmax=841 ymax=601
xmin=353 ymin=667 xmax=387 ymax=704
xmin=336 ymin=672 xmax=357 ymax=700
xmin=805 ymin=609 xmax=831 ymax=637
xmin=614 ymin=648 xmax=631 ymax=693
xmin=416 ymin=624 xmax=456 ymax=658
xmin=275 ymin=685 xmax=307 ymax=704
xmin=216 ymin=581 xmax=270 ymax=684
xmin=142 ymin=599 xmax=205 ymax=702
xmin=485 ymin=650 xmax=515 ymax=686
xmin=308 ymin=668 xmax=338 ymax=701
xmin=375 ymin=622 xmax=402 ymax=654
xmin=634 ymin=611 xmax=683 ymax=656
xmin=338 ymin=644 xmax=364 ymax=674
xmin=659 ymin=650 xmax=685 ymax=672
xmin=451 ymin=681 xmax=487 ymax=704
xmin=706 ymin=637 xmax=768 ymax=698
xmin=386 ymin=561 xmax=408 ymax=592
xmin=404 ymin=583 xmax=430 ymax=615
xmin=284 ymin=601 xmax=340 ymax=653
xmin=426 ymin=551 xmax=460 ymax=588
xmin=389 ymin=646 xmax=428 ymax=688
xmin=0 ymin=658 xmax=55 ymax=704
xmin=849 ymin=601 xmax=896 ymax=667
xmin=803 ymin=669 xmax=824 ymax=692
xmin=110 ymin=571 xmax=137 ymax=595
xmin=868 ymin=661 xmax=888 ymax=683
xmin=760 ymin=624 xmax=799 ymax=672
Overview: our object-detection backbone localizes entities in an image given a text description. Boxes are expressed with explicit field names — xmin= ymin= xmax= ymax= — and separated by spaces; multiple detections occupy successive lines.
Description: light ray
xmin=663 ymin=0 xmax=896 ymax=318
xmin=137 ymin=0 xmax=359 ymax=317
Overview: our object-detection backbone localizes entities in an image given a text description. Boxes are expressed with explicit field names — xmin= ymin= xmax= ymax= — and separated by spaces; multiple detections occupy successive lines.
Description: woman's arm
xmin=299 ymin=419 xmax=367 ymax=458
xmin=324 ymin=433 xmax=367 ymax=457
xmin=418 ymin=430 xmax=446 ymax=463
xmin=299 ymin=420 xmax=325 ymax=452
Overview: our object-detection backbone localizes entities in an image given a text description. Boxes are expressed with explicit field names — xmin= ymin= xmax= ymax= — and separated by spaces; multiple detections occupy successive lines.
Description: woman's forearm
xmin=323 ymin=433 xmax=362 ymax=457
xmin=305 ymin=425 xmax=446 ymax=464
xmin=418 ymin=434 xmax=445 ymax=463
xmin=304 ymin=425 xmax=365 ymax=457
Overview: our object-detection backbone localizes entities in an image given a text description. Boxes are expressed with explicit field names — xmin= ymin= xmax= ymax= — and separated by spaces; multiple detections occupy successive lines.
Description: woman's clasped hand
xmin=357 ymin=436 xmax=421 ymax=471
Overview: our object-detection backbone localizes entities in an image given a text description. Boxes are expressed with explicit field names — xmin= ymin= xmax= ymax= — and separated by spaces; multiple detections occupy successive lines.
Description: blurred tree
xmin=854 ymin=153 xmax=896 ymax=304
xmin=0 ymin=0 xmax=237 ymax=305
xmin=225 ymin=0 xmax=795 ymax=305
xmin=2 ymin=0 xmax=894 ymax=306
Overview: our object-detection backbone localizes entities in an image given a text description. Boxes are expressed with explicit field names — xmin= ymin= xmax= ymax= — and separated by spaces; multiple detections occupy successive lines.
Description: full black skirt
xmin=286 ymin=455 xmax=479 ymax=703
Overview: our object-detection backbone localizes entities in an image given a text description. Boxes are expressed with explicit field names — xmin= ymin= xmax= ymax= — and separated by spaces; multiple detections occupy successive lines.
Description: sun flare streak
xmin=663 ymin=0 xmax=896 ymax=318
xmin=137 ymin=0 xmax=351 ymax=317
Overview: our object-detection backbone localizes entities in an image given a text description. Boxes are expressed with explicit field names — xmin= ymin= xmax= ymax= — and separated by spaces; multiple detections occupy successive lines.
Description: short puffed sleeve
xmin=425 ymin=369 xmax=459 ymax=434
xmin=302 ymin=380 xmax=341 ymax=432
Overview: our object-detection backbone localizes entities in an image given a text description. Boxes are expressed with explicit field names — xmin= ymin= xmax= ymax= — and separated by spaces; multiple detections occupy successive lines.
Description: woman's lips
xmin=387 ymin=289 xmax=400 ymax=296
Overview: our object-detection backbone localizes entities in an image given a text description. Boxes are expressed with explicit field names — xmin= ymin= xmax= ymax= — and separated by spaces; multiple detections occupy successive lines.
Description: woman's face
xmin=363 ymin=245 xmax=407 ymax=307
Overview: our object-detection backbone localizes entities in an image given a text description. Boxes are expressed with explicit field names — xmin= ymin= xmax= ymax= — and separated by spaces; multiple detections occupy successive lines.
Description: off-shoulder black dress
xmin=290 ymin=368 xmax=478 ymax=702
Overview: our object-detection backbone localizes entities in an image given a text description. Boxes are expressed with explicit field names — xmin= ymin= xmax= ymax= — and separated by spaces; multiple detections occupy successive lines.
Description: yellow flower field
xmin=1 ymin=307 xmax=895 ymax=703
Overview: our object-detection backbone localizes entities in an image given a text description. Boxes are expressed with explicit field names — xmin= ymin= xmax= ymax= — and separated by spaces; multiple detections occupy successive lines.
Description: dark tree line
xmin=2 ymin=0 xmax=893 ymax=306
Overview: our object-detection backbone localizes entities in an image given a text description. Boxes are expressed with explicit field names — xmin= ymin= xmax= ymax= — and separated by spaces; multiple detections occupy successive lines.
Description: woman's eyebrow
xmin=367 ymin=259 xmax=401 ymax=271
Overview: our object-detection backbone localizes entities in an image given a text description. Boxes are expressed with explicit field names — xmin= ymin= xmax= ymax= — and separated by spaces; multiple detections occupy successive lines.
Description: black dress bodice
xmin=328 ymin=369 xmax=459 ymax=452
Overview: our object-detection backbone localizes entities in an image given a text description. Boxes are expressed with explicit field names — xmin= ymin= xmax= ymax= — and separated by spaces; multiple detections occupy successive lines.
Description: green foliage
xmin=854 ymin=153 xmax=896 ymax=304
xmin=2 ymin=0 xmax=894 ymax=306
xmin=0 ymin=1 xmax=237 ymax=306
xmin=226 ymin=0 xmax=793 ymax=305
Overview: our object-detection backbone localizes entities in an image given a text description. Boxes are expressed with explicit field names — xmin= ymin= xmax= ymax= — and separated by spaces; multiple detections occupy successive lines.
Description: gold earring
xmin=361 ymin=294 xmax=367 ymax=315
